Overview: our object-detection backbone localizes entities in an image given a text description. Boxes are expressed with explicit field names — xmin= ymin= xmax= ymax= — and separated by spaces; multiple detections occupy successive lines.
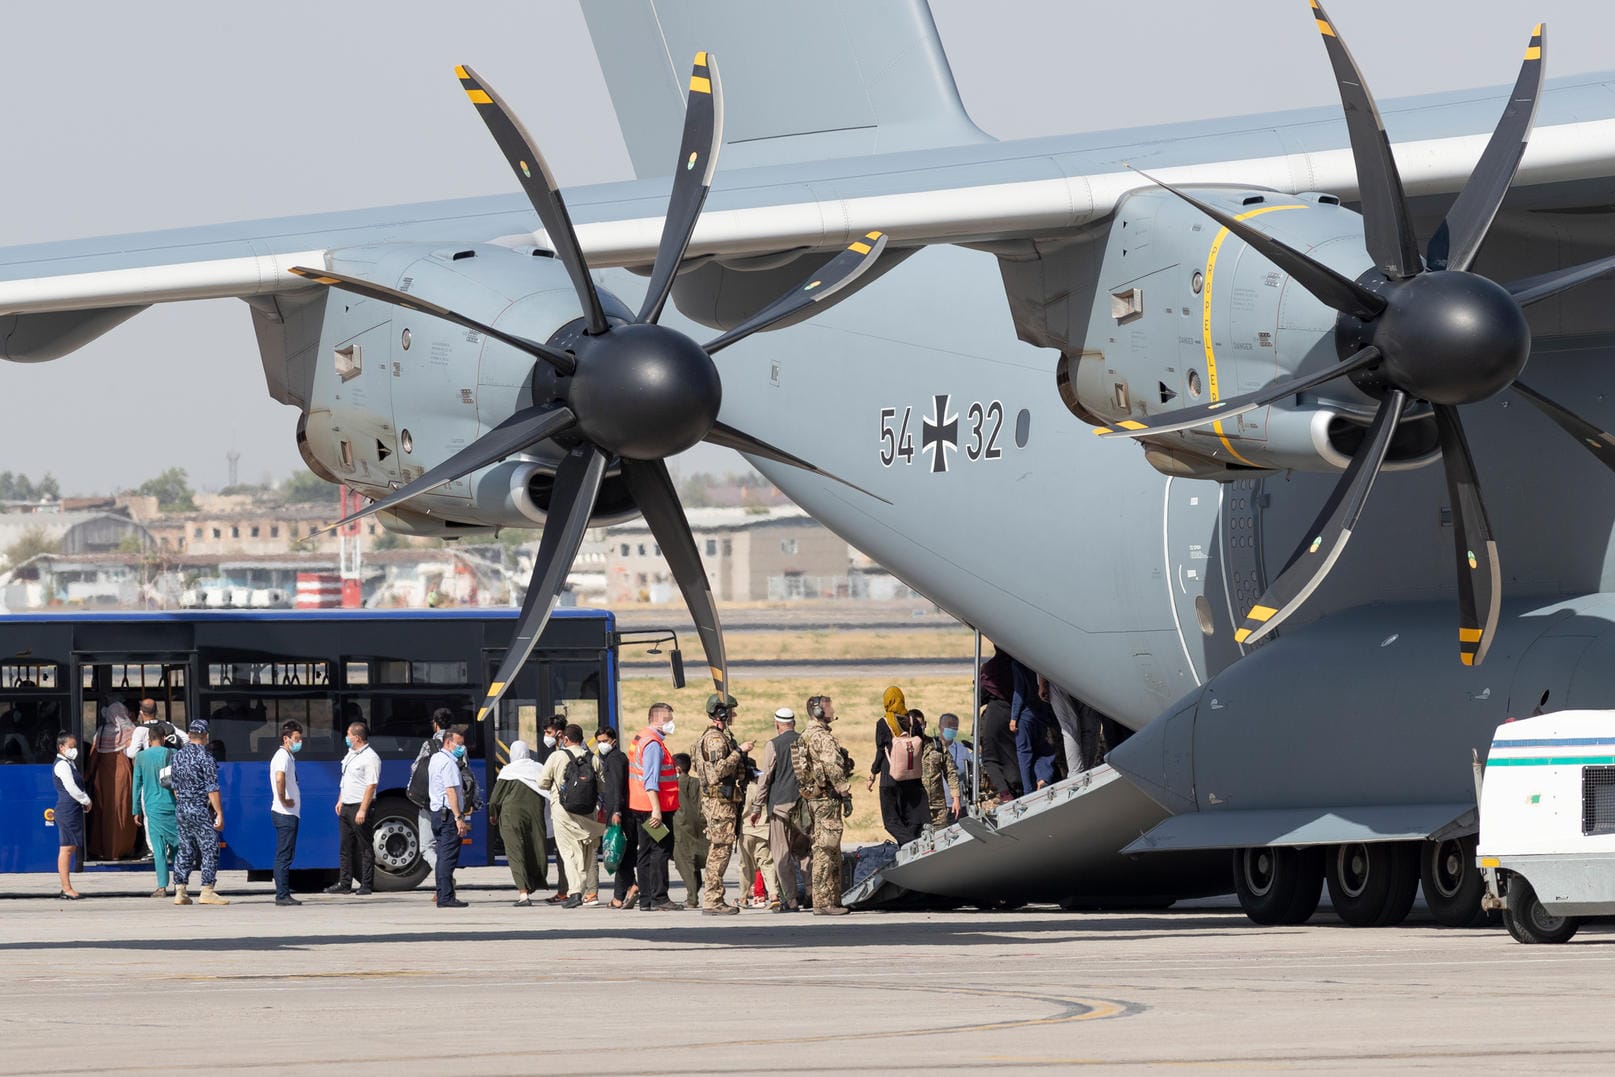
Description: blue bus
xmin=0 ymin=608 xmax=629 ymax=889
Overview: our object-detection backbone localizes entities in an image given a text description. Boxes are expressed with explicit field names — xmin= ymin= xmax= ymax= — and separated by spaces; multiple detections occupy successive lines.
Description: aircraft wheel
xmin=1501 ymin=875 xmax=1580 ymax=944
xmin=1326 ymin=841 xmax=1419 ymax=926
xmin=1232 ymin=846 xmax=1323 ymax=925
xmin=1419 ymin=835 xmax=1488 ymax=927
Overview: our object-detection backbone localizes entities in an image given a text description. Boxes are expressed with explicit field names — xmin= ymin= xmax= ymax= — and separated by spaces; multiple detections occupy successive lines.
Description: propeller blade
xmin=620 ymin=459 xmax=728 ymax=695
xmin=1504 ymin=253 xmax=1615 ymax=308
xmin=1309 ymin=0 xmax=1423 ymax=278
xmin=312 ymin=404 xmax=577 ymax=537
xmin=703 ymin=231 xmax=889 ymax=354
xmin=704 ymin=421 xmax=891 ymax=504
xmin=636 ymin=52 xmax=724 ymax=325
xmin=1094 ymin=345 xmax=1380 ymax=439
xmin=1131 ymin=168 xmax=1385 ymax=319
xmin=1513 ymin=380 xmax=1615 ymax=473
xmin=1432 ymin=405 xmax=1502 ymax=666
xmin=288 ymin=267 xmax=576 ymax=376
xmin=1233 ymin=389 xmax=1407 ymax=648
xmin=1426 ymin=24 xmax=1545 ymax=271
xmin=456 ymin=64 xmax=609 ymax=335
xmin=475 ymin=443 xmax=608 ymax=722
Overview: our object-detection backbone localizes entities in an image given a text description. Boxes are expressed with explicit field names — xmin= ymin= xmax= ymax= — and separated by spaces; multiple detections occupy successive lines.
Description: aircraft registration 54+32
xmin=7 ymin=0 xmax=1615 ymax=923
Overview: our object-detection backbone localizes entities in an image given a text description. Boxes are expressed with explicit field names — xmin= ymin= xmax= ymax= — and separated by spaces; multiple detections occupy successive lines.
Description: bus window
xmin=548 ymin=659 xmax=604 ymax=733
xmin=347 ymin=694 xmax=478 ymax=760
xmin=80 ymin=662 xmax=188 ymax=743
xmin=200 ymin=695 xmax=334 ymax=761
xmin=0 ymin=664 xmax=66 ymax=765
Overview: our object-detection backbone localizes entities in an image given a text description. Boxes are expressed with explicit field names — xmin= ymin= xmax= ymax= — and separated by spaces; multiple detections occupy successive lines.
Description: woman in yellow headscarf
xmin=868 ymin=686 xmax=927 ymax=844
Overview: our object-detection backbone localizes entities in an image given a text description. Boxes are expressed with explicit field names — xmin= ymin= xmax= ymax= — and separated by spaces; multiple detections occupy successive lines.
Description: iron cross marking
xmin=922 ymin=393 xmax=959 ymax=473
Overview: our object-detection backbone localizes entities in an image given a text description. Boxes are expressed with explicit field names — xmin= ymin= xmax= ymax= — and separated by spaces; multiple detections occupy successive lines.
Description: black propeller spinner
xmin=1099 ymin=6 xmax=1615 ymax=666
xmin=291 ymin=53 xmax=889 ymax=722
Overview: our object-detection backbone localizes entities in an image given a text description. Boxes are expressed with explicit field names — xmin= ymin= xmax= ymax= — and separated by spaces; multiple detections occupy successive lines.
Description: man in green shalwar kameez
xmin=130 ymin=721 xmax=179 ymax=898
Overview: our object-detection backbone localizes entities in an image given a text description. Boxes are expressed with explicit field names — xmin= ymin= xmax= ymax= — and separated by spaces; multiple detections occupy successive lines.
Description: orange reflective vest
xmin=628 ymin=727 xmax=679 ymax=813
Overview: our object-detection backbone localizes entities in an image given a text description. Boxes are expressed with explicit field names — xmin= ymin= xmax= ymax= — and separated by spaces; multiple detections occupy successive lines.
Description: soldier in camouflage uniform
xmin=795 ymin=695 xmax=854 ymax=916
xmin=912 ymin=709 xmax=961 ymax=828
xmin=694 ymin=692 xmax=754 ymax=915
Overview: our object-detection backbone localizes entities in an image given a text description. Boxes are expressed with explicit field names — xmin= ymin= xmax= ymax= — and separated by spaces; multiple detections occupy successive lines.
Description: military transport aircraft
xmin=8 ymin=0 xmax=1615 ymax=925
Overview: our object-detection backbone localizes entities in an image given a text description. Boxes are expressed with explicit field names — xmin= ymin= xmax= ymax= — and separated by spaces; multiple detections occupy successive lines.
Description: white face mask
xmin=542 ymin=735 xmax=557 ymax=748
xmin=597 ymin=741 xmax=613 ymax=755
xmin=662 ymin=719 xmax=676 ymax=735
xmin=63 ymin=747 xmax=78 ymax=761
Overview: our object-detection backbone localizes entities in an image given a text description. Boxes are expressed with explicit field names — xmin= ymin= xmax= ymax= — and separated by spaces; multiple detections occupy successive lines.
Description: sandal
xmin=545 ymin=893 xmax=570 ymax=905
xmin=57 ymin=891 xmax=82 ymax=900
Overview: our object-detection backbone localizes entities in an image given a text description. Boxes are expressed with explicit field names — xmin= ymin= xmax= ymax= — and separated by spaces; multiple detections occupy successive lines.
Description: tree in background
xmin=0 ymin=472 xmax=61 ymax=502
xmin=1 ymin=527 xmax=57 ymax=571
xmin=281 ymin=470 xmax=338 ymax=505
xmin=136 ymin=467 xmax=197 ymax=512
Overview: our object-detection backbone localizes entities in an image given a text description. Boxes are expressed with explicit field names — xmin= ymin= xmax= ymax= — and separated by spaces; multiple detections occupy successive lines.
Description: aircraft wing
xmin=6 ymin=72 xmax=1615 ymax=355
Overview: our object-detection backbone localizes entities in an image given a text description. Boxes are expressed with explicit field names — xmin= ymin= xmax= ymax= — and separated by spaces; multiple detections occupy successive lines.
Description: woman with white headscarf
xmin=489 ymin=740 xmax=550 ymax=906
xmin=86 ymin=702 xmax=138 ymax=860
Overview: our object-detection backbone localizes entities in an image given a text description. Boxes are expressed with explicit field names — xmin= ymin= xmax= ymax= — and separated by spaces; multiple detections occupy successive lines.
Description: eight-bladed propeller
xmin=292 ymin=53 xmax=889 ymax=721
xmin=1099 ymin=7 xmax=1615 ymax=665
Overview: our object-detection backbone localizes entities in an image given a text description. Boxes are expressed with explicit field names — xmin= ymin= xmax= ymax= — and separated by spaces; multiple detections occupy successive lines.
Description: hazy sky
xmin=1 ymin=0 xmax=1606 ymax=495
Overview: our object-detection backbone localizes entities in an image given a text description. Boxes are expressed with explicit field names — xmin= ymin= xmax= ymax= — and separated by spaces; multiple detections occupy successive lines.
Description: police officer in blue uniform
xmin=170 ymin=719 xmax=230 ymax=906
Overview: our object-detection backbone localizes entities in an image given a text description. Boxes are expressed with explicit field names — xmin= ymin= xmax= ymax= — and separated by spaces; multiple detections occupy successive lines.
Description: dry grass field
xmin=619 ymin=626 xmax=975 ymax=666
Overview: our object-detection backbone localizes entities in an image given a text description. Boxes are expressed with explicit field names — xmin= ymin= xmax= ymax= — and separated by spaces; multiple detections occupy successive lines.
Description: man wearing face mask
xmin=170 ymin=720 xmax=228 ymax=906
xmin=429 ymin=726 xmax=472 ymax=908
xmin=269 ymin=720 xmax=304 ymax=907
xmin=627 ymin=702 xmax=680 ymax=911
xmin=796 ymin=695 xmax=855 ymax=916
xmin=536 ymin=714 xmax=570 ymax=900
xmin=595 ymin=726 xmax=638 ymax=909
xmin=937 ymin=713 xmax=978 ymax=821
xmin=328 ymin=721 xmax=379 ymax=896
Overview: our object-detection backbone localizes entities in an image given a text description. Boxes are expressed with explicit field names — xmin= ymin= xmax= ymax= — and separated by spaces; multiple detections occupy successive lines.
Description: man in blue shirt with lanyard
xmin=429 ymin=726 xmax=471 ymax=908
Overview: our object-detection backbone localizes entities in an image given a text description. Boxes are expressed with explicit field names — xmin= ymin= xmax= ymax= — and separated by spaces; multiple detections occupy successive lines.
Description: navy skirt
xmin=55 ymin=803 xmax=85 ymax=849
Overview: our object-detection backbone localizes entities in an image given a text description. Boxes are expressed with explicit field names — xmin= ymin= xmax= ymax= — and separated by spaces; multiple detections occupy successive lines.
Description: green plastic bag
xmin=602 ymin=823 xmax=625 ymax=874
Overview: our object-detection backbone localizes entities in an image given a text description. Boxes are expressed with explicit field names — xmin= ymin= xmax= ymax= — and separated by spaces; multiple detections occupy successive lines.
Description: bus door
xmin=71 ymin=652 xmax=196 ymax=862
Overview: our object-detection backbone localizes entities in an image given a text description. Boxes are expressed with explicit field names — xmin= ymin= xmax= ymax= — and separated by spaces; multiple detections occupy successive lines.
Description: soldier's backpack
xmin=560 ymin=750 xmax=599 ymax=815
xmin=790 ymin=733 xmax=820 ymax=796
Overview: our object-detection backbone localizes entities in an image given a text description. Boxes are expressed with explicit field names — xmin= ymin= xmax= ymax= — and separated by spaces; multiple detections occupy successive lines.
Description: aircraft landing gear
xmin=1325 ymin=842 xmax=1419 ymax=927
xmin=1420 ymin=835 xmax=1488 ymax=927
xmin=1232 ymin=846 xmax=1323 ymax=925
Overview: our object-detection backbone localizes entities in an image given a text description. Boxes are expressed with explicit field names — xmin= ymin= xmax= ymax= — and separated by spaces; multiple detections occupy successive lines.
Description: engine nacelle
xmin=294 ymin=242 xmax=641 ymax=532
xmin=1059 ymin=186 xmax=1440 ymax=478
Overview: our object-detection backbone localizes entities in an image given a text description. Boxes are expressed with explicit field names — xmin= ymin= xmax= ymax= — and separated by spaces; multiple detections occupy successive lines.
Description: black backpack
xmin=560 ymin=750 xmax=599 ymax=815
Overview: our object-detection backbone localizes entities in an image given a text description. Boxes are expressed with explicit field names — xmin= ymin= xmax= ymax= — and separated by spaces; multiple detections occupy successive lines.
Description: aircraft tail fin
xmin=580 ymin=0 xmax=990 ymax=177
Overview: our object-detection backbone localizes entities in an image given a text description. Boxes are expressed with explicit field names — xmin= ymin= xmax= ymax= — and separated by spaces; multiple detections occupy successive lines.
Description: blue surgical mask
xmin=289 ymin=740 xmax=303 ymax=754
xmin=452 ymin=744 xmax=467 ymax=760
xmin=941 ymin=728 xmax=957 ymax=742
xmin=344 ymin=736 xmax=353 ymax=749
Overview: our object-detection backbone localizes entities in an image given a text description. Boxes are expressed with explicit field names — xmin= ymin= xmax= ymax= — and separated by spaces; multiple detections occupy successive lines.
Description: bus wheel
xmin=370 ymin=796 xmax=430 ymax=892
xmin=1502 ymin=875 xmax=1580 ymax=944
xmin=1232 ymin=846 xmax=1323 ymax=925
xmin=1326 ymin=842 xmax=1419 ymax=926
xmin=1420 ymin=835 xmax=1487 ymax=928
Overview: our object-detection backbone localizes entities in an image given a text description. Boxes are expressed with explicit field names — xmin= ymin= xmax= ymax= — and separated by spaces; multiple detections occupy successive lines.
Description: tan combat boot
xmin=198 ymin=885 xmax=230 ymax=906
xmin=173 ymin=884 xmax=192 ymax=906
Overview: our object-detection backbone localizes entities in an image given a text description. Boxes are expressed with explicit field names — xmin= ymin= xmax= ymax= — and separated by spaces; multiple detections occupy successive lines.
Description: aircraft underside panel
xmin=844 ymin=765 xmax=1230 ymax=908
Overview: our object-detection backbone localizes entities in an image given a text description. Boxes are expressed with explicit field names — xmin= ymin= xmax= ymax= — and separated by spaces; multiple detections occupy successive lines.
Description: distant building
xmin=601 ymin=507 xmax=851 ymax=603
xmin=0 ymin=510 xmax=153 ymax=557
xmin=143 ymin=502 xmax=400 ymax=556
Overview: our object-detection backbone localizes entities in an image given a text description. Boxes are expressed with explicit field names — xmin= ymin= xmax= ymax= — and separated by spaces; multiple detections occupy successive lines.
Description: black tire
xmin=1233 ymin=846 xmax=1324 ymax=925
xmin=370 ymin=795 xmax=430 ymax=892
xmin=1326 ymin=842 xmax=1419 ymax=927
xmin=1420 ymin=836 xmax=1488 ymax=928
xmin=1502 ymin=875 xmax=1580 ymax=944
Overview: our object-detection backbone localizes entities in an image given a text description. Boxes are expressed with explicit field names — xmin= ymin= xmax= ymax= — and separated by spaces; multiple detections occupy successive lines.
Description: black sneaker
xmin=562 ymin=894 xmax=583 ymax=909
xmin=355 ymin=887 xmax=373 ymax=896
xmin=323 ymin=882 xmax=351 ymax=895
xmin=439 ymin=898 xmax=469 ymax=908
xmin=275 ymin=896 xmax=303 ymax=907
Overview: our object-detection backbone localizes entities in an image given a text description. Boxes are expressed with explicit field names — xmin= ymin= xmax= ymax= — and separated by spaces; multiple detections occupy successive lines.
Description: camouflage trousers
xmin=929 ymin=801 xmax=951 ymax=829
xmin=702 ymin=797 xmax=739 ymax=908
xmin=807 ymin=797 xmax=845 ymax=909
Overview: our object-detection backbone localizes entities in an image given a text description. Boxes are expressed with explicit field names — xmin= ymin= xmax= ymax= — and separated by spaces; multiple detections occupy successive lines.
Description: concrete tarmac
xmin=3 ymin=867 xmax=1613 ymax=1074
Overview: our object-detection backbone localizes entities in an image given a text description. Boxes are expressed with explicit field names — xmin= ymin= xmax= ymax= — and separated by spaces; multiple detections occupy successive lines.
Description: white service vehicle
xmin=1477 ymin=710 xmax=1615 ymax=944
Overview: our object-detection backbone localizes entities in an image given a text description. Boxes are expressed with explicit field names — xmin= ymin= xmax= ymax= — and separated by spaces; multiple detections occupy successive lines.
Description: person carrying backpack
xmin=538 ymin=723 xmax=606 ymax=908
xmin=866 ymin=686 xmax=927 ymax=845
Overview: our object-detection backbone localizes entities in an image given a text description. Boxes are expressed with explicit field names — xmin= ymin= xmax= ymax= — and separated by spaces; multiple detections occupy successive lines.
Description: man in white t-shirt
xmin=270 ymin=720 xmax=304 ymax=907
xmin=327 ymin=720 xmax=381 ymax=896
